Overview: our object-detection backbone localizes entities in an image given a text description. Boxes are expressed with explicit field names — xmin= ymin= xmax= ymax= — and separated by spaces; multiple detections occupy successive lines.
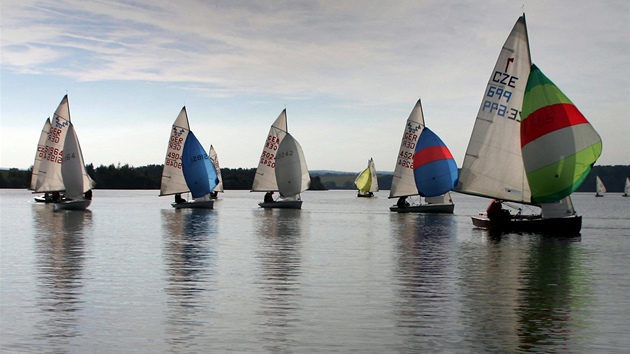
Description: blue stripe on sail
xmin=413 ymin=159 xmax=458 ymax=197
xmin=182 ymin=131 xmax=219 ymax=198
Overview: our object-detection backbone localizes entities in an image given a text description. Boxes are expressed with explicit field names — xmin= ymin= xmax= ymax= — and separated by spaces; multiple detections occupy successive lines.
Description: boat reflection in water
xmin=254 ymin=208 xmax=305 ymax=351
xmin=459 ymin=232 xmax=590 ymax=352
xmin=390 ymin=213 xmax=458 ymax=351
xmin=32 ymin=206 xmax=91 ymax=350
xmin=160 ymin=208 xmax=218 ymax=350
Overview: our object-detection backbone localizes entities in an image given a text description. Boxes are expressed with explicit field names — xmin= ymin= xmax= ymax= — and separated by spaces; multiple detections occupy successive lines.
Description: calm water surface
xmin=1 ymin=189 xmax=629 ymax=353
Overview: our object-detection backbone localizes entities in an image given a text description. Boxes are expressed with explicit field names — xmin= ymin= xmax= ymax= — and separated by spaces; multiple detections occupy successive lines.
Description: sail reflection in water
xmin=254 ymin=209 xmax=305 ymax=350
xmin=390 ymin=213 xmax=460 ymax=350
xmin=458 ymin=233 xmax=592 ymax=352
xmin=161 ymin=209 xmax=218 ymax=349
xmin=32 ymin=207 xmax=91 ymax=350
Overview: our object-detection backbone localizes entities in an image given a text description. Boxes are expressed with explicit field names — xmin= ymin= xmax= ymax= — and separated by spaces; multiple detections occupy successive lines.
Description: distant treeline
xmin=0 ymin=163 xmax=327 ymax=191
xmin=1 ymin=164 xmax=628 ymax=192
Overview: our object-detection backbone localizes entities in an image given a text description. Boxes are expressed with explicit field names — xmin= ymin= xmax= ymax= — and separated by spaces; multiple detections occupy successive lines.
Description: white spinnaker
xmin=275 ymin=133 xmax=310 ymax=198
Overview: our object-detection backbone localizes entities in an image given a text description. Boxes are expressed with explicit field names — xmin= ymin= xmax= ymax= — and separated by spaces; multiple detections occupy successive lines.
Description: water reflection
xmin=254 ymin=209 xmax=304 ymax=352
xmin=390 ymin=213 xmax=458 ymax=351
xmin=516 ymin=237 xmax=591 ymax=352
xmin=161 ymin=209 xmax=217 ymax=349
xmin=32 ymin=206 xmax=91 ymax=349
xmin=459 ymin=234 xmax=590 ymax=352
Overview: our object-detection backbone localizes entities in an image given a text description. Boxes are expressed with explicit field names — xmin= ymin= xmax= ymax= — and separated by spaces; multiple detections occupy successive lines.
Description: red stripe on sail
xmin=521 ymin=103 xmax=588 ymax=147
xmin=413 ymin=146 xmax=453 ymax=169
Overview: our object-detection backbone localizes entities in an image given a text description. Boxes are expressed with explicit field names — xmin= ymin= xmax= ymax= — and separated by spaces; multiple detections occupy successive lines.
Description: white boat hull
xmin=258 ymin=200 xmax=303 ymax=209
xmin=171 ymin=200 xmax=214 ymax=209
xmin=54 ymin=199 xmax=91 ymax=211
xmin=389 ymin=203 xmax=454 ymax=214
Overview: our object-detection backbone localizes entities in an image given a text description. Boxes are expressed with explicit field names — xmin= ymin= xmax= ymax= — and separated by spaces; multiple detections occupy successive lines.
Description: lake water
xmin=1 ymin=189 xmax=629 ymax=353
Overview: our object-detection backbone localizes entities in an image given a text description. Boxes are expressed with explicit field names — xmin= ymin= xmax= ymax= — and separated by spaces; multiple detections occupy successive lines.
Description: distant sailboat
xmin=456 ymin=15 xmax=602 ymax=235
xmin=33 ymin=95 xmax=94 ymax=210
xmin=624 ymin=178 xmax=630 ymax=197
xmin=252 ymin=109 xmax=310 ymax=209
xmin=595 ymin=176 xmax=606 ymax=197
xmin=389 ymin=99 xmax=458 ymax=213
xmin=208 ymin=145 xmax=223 ymax=199
xmin=355 ymin=158 xmax=378 ymax=197
xmin=160 ymin=107 xmax=219 ymax=209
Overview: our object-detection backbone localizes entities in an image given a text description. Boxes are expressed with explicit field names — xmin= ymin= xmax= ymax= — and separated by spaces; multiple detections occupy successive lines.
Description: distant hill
xmin=2 ymin=165 xmax=628 ymax=192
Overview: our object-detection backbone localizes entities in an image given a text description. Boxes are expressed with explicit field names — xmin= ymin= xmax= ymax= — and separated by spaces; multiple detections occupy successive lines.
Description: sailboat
xmin=33 ymin=95 xmax=94 ymax=210
xmin=355 ymin=158 xmax=378 ymax=197
xmin=252 ymin=109 xmax=310 ymax=209
xmin=456 ymin=15 xmax=602 ymax=235
xmin=595 ymin=176 xmax=606 ymax=197
xmin=160 ymin=107 xmax=219 ymax=209
xmin=208 ymin=145 xmax=223 ymax=199
xmin=31 ymin=118 xmax=54 ymax=202
xmin=389 ymin=99 xmax=458 ymax=213
xmin=623 ymin=178 xmax=630 ymax=197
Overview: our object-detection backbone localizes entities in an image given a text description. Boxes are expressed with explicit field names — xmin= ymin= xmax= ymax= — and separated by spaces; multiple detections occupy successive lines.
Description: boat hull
xmin=54 ymin=199 xmax=91 ymax=211
xmin=171 ymin=200 xmax=214 ymax=209
xmin=357 ymin=193 xmax=375 ymax=198
xmin=389 ymin=203 xmax=454 ymax=214
xmin=259 ymin=200 xmax=303 ymax=209
xmin=471 ymin=214 xmax=582 ymax=236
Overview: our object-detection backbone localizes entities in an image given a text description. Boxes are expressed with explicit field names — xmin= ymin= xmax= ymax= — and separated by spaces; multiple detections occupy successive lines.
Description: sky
xmin=1 ymin=0 xmax=628 ymax=173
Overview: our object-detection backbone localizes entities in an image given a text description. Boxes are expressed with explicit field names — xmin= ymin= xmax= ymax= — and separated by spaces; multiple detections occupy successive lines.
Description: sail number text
xmin=169 ymin=135 xmax=184 ymax=151
xmin=259 ymin=135 xmax=281 ymax=168
xmin=397 ymin=131 xmax=417 ymax=169
xmin=481 ymin=67 xmax=521 ymax=121
xmin=39 ymin=146 xmax=63 ymax=164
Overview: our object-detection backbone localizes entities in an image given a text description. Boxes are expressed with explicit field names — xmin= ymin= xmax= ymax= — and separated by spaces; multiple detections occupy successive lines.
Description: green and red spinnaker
xmin=520 ymin=64 xmax=602 ymax=204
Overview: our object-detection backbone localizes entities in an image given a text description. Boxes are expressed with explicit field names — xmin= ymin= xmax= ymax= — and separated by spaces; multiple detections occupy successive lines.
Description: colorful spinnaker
xmin=413 ymin=128 xmax=458 ymax=197
xmin=521 ymin=64 xmax=602 ymax=204
xmin=182 ymin=131 xmax=219 ymax=198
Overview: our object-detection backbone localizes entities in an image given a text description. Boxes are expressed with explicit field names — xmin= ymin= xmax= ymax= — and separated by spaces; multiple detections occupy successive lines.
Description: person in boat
xmin=486 ymin=199 xmax=511 ymax=221
xmin=211 ymin=191 xmax=218 ymax=198
xmin=397 ymin=196 xmax=409 ymax=208
xmin=175 ymin=193 xmax=186 ymax=204
xmin=84 ymin=189 xmax=92 ymax=200
xmin=52 ymin=191 xmax=62 ymax=203
xmin=264 ymin=191 xmax=274 ymax=203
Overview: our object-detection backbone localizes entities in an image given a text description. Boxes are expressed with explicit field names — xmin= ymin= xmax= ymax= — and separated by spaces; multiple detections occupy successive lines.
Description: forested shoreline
xmin=1 ymin=164 xmax=628 ymax=192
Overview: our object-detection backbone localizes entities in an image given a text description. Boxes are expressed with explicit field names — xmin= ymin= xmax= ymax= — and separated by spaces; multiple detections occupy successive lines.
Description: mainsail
xmin=160 ymin=107 xmax=190 ymax=196
xmin=251 ymin=110 xmax=288 ymax=192
xmin=181 ymin=131 xmax=219 ymax=198
xmin=520 ymin=64 xmax=602 ymax=203
xmin=596 ymin=176 xmax=606 ymax=195
xmin=30 ymin=118 xmax=51 ymax=190
xmin=35 ymin=95 xmax=72 ymax=193
xmin=456 ymin=15 xmax=532 ymax=203
xmin=389 ymin=100 xmax=426 ymax=198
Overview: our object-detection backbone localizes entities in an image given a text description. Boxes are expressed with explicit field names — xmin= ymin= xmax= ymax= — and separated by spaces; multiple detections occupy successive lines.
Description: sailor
xmin=264 ymin=191 xmax=274 ymax=203
xmin=175 ymin=193 xmax=186 ymax=204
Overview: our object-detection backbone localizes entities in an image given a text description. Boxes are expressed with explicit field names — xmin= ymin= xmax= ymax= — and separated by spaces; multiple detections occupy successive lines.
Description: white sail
xmin=275 ymin=133 xmax=310 ymax=198
xmin=160 ymin=107 xmax=190 ymax=196
xmin=625 ymin=178 xmax=630 ymax=196
xmin=30 ymin=118 xmax=51 ymax=190
xmin=368 ymin=158 xmax=379 ymax=192
xmin=251 ymin=110 xmax=288 ymax=192
xmin=541 ymin=196 xmax=576 ymax=219
xmin=35 ymin=95 xmax=72 ymax=192
xmin=208 ymin=145 xmax=224 ymax=193
xmin=61 ymin=123 xmax=92 ymax=199
xmin=456 ymin=16 xmax=532 ymax=203
xmin=596 ymin=176 xmax=606 ymax=194
xmin=389 ymin=100 xmax=426 ymax=198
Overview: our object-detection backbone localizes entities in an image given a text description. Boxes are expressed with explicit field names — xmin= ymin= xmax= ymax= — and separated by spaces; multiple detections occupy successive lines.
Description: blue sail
xmin=182 ymin=131 xmax=219 ymax=198
xmin=412 ymin=128 xmax=458 ymax=197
